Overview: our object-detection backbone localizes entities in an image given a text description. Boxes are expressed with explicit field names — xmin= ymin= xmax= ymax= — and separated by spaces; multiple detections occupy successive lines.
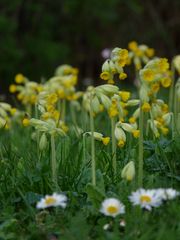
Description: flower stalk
xmin=50 ymin=134 xmax=58 ymax=189
xmin=111 ymin=117 xmax=117 ymax=177
xmin=90 ymin=94 xmax=96 ymax=186
xmin=138 ymin=104 xmax=144 ymax=187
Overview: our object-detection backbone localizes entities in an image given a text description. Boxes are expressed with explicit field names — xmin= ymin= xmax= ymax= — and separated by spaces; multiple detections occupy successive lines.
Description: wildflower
xmin=158 ymin=58 xmax=169 ymax=72
xmin=132 ymin=129 xmax=140 ymax=138
xmin=146 ymin=48 xmax=155 ymax=58
xmin=141 ymin=102 xmax=151 ymax=112
xmin=15 ymin=73 xmax=25 ymax=84
xmin=22 ymin=118 xmax=30 ymax=127
xmin=156 ymin=188 xmax=179 ymax=201
xmin=10 ymin=108 xmax=17 ymax=116
xmin=102 ymin=137 xmax=110 ymax=145
xmin=129 ymin=189 xmax=162 ymax=211
xmin=9 ymin=84 xmax=17 ymax=93
xmin=141 ymin=69 xmax=155 ymax=82
xmin=100 ymin=72 xmax=110 ymax=81
xmin=128 ymin=41 xmax=138 ymax=51
xmin=160 ymin=77 xmax=171 ymax=88
xmin=36 ymin=193 xmax=67 ymax=209
xmin=119 ymin=72 xmax=127 ymax=80
xmin=100 ymin=198 xmax=125 ymax=217
xmin=129 ymin=117 xmax=136 ymax=124
xmin=119 ymin=91 xmax=130 ymax=102
xmin=121 ymin=161 xmax=135 ymax=181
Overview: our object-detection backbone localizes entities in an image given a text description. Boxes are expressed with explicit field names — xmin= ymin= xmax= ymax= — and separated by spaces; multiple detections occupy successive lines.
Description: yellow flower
xmin=146 ymin=48 xmax=155 ymax=58
xmin=30 ymin=95 xmax=37 ymax=104
xmin=160 ymin=127 xmax=169 ymax=135
xmin=102 ymin=137 xmax=110 ymax=145
xmin=119 ymin=49 xmax=128 ymax=60
xmin=46 ymin=105 xmax=55 ymax=113
xmin=15 ymin=73 xmax=25 ymax=84
xmin=108 ymin=107 xmax=118 ymax=118
xmin=134 ymin=48 xmax=143 ymax=57
xmin=42 ymin=112 xmax=51 ymax=120
xmin=118 ymin=139 xmax=125 ymax=148
xmin=17 ymin=93 xmax=23 ymax=100
xmin=160 ymin=77 xmax=171 ymax=88
xmin=47 ymin=93 xmax=58 ymax=104
xmin=118 ymin=58 xmax=127 ymax=67
xmin=129 ymin=117 xmax=136 ymax=124
xmin=128 ymin=41 xmax=138 ymax=51
xmin=52 ymin=110 xmax=60 ymax=120
xmin=132 ymin=130 xmax=140 ymax=138
xmin=100 ymin=71 xmax=110 ymax=81
xmin=9 ymin=84 xmax=17 ymax=93
xmin=119 ymin=72 xmax=127 ymax=80
xmin=161 ymin=104 xmax=168 ymax=113
xmin=57 ymin=89 xmax=65 ymax=99
xmin=22 ymin=118 xmax=30 ymax=127
xmin=119 ymin=91 xmax=131 ymax=102
xmin=151 ymin=83 xmax=160 ymax=92
xmin=142 ymin=102 xmax=151 ymax=112
xmin=10 ymin=108 xmax=17 ymax=115
xmin=141 ymin=69 xmax=155 ymax=82
xmin=158 ymin=58 xmax=169 ymax=72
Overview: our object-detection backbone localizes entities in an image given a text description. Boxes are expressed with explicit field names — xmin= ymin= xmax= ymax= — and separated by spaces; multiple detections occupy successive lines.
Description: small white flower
xmin=100 ymin=198 xmax=125 ymax=217
xmin=36 ymin=193 xmax=67 ymax=209
xmin=129 ymin=189 xmax=162 ymax=211
xmin=156 ymin=188 xmax=180 ymax=201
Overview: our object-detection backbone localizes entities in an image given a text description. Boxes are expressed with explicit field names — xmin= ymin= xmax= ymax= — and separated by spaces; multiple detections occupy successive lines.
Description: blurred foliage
xmin=0 ymin=0 xmax=180 ymax=93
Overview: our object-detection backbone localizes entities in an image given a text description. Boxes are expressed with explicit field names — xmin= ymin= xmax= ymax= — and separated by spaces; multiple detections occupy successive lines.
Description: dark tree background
xmin=0 ymin=0 xmax=180 ymax=93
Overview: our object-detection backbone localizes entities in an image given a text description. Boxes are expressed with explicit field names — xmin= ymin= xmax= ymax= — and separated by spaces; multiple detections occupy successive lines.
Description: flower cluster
xmin=100 ymin=48 xmax=129 ymax=84
xmin=128 ymin=41 xmax=155 ymax=70
xmin=100 ymin=188 xmax=179 ymax=219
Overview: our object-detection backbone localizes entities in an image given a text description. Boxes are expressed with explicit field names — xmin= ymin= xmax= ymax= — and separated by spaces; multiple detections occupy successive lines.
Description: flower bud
xmin=121 ymin=161 xmax=135 ymax=181
xmin=115 ymin=127 xmax=126 ymax=142
xmin=39 ymin=133 xmax=48 ymax=151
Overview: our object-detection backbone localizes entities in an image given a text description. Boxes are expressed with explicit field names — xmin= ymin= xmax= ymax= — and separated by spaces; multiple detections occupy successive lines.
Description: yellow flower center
xmin=45 ymin=197 xmax=56 ymax=205
xmin=142 ymin=69 xmax=155 ymax=82
xmin=140 ymin=195 xmax=151 ymax=203
xmin=107 ymin=205 xmax=118 ymax=214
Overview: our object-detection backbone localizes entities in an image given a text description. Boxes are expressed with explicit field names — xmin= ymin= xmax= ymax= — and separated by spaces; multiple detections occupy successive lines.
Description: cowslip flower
xmin=100 ymin=198 xmax=125 ymax=217
xmin=129 ymin=189 xmax=162 ymax=211
xmin=36 ymin=193 xmax=67 ymax=209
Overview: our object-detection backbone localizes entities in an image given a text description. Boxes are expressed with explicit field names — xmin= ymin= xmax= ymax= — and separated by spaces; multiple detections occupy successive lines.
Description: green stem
xmin=169 ymin=63 xmax=175 ymax=112
xmin=138 ymin=105 xmax=144 ymax=187
xmin=61 ymin=99 xmax=66 ymax=122
xmin=90 ymin=95 xmax=96 ymax=186
xmin=70 ymin=102 xmax=79 ymax=137
xmin=51 ymin=134 xmax=57 ymax=189
xmin=111 ymin=117 xmax=117 ymax=177
xmin=35 ymin=104 xmax=40 ymax=161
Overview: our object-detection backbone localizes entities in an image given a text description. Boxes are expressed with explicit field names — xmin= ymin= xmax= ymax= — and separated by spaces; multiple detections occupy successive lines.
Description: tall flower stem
xmin=111 ymin=117 xmax=117 ymax=177
xmin=90 ymin=94 xmax=96 ymax=186
xmin=169 ymin=63 xmax=175 ymax=112
xmin=61 ymin=99 xmax=66 ymax=122
xmin=138 ymin=105 xmax=144 ymax=187
xmin=50 ymin=134 xmax=58 ymax=189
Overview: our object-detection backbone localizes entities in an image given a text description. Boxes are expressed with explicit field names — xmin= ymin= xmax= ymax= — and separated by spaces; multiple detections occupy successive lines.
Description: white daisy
xmin=100 ymin=198 xmax=125 ymax=217
xmin=156 ymin=188 xmax=180 ymax=200
xmin=36 ymin=193 xmax=67 ymax=209
xmin=129 ymin=188 xmax=162 ymax=211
